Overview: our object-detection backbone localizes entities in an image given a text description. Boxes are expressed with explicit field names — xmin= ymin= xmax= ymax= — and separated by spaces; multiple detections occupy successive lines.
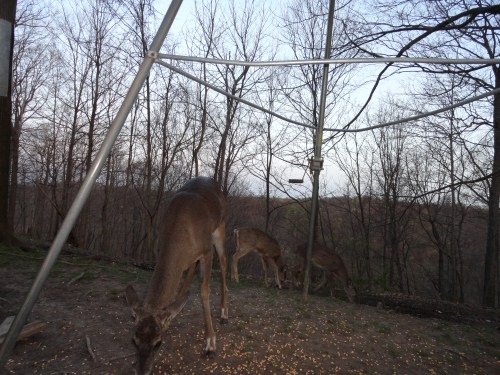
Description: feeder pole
xmin=303 ymin=0 xmax=336 ymax=302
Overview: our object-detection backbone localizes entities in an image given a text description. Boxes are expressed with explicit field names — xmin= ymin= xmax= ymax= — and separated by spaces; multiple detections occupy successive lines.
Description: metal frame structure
xmin=2 ymin=0 xmax=500 ymax=364
xmin=0 ymin=0 xmax=185 ymax=364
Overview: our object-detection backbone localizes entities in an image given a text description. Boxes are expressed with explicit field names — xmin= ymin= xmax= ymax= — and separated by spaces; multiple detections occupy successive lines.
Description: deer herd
xmin=125 ymin=176 xmax=357 ymax=374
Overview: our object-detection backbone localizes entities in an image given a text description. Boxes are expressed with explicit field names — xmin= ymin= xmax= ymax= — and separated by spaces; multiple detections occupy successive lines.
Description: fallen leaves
xmin=2 ymin=259 xmax=499 ymax=375
xmin=140 ymin=286 xmax=500 ymax=374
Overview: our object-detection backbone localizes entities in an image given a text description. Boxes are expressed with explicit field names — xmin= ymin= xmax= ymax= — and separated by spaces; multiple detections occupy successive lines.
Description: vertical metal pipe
xmin=0 ymin=0 xmax=184 ymax=365
xmin=302 ymin=0 xmax=336 ymax=302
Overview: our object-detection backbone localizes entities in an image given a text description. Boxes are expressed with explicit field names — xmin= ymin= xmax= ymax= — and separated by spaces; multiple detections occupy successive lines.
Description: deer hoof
xmin=220 ymin=317 xmax=229 ymax=324
xmin=205 ymin=350 xmax=216 ymax=358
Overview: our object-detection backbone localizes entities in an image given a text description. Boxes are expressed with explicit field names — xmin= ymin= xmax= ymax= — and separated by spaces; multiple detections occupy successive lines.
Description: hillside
xmin=1 ymin=246 xmax=499 ymax=374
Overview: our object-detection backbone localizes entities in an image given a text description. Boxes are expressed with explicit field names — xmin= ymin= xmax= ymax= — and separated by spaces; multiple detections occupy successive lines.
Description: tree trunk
xmin=7 ymin=110 xmax=21 ymax=233
xmin=0 ymin=0 xmax=16 ymax=244
xmin=214 ymin=95 xmax=232 ymax=191
xmin=264 ymin=117 xmax=272 ymax=232
xmin=483 ymin=69 xmax=500 ymax=308
xmin=100 ymin=154 xmax=112 ymax=257
xmin=192 ymin=67 xmax=209 ymax=177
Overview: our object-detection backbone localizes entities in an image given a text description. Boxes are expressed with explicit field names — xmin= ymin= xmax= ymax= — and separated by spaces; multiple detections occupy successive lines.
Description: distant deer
xmin=295 ymin=242 xmax=356 ymax=303
xmin=125 ymin=177 xmax=228 ymax=375
xmin=231 ymin=227 xmax=286 ymax=289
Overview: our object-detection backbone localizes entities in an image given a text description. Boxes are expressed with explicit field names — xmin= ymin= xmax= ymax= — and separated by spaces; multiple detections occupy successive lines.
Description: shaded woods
xmin=13 ymin=184 xmax=488 ymax=307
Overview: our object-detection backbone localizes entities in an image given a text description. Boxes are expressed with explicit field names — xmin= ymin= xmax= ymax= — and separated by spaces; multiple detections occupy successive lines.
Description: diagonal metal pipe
xmin=0 ymin=0 xmax=184 ymax=365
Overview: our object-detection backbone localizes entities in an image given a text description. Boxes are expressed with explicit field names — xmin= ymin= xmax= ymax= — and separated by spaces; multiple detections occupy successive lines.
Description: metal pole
xmin=302 ymin=0 xmax=336 ymax=302
xmin=158 ymin=53 xmax=500 ymax=67
xmin=0 ymin=0 xmax=184 ymax=365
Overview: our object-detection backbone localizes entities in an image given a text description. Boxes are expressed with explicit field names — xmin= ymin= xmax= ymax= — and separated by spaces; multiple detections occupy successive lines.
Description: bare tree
xmin=0 ymin=0 xmax=17 ymax=244
xmin=251 ymin=71 xmax=291 ymax=232
xmin=334 ymin=132 xmax=375 ymax=287
xmin=369 ymin=100 xmax=415 ymax=292
xmin=9 ymin=1 xmax=49 ymax=234
xmin=211 ymin=0 xmax=269 ymax=194
xmin=348 ymin=0 xmax=500 ymax=306
xmin=187 ymin=0 xmax=222 ymax=177
xmin=409 ymin=73 xmax=477 ymax=302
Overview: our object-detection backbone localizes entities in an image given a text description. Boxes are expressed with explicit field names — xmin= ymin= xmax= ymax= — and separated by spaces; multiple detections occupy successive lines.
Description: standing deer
xmin=231 ymin=227 xmax=286 ymax=289
xmin=125 ymin=177 xmax=228 ymax=375
xmin=295 ymin=242 xmax=356 ymax=303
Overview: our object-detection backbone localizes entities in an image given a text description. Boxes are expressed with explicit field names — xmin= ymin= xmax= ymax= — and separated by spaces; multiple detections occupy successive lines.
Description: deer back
xmin=296 ymin=242 xmax=347 ymax=278
xmin=236 ymin=227 xmax=281 ymax=258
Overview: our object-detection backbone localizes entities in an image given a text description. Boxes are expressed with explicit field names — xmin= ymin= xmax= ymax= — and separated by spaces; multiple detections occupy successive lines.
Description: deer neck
xmin=144 ymin=246 xmax=186 ymax=311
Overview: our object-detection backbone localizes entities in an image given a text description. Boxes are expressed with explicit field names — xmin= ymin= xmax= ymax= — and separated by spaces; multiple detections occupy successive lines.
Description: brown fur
xmin=126 ymin=177 xmax=228 ymax=375
xmin=295 ymin=242 xmax=356 ymax=302
xmin=231 ymin=227 xmax=286 ymax=288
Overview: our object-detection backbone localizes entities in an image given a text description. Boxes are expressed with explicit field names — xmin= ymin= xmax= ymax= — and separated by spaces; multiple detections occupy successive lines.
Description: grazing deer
xmin=295 ymin=242 xmax=356 ymax=303
xmin=125 ymin=176 xmax=228 ymax=375
xmin=231 ymin=227 xmax=286 ymax=289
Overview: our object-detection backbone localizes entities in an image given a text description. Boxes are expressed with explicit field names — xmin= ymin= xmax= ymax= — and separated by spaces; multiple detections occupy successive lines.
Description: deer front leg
xmin=231 ymin=253 xmax=239 ymax=283
xmin=263 ymin=257 xmax=282 ymax=289
xmin=178 ymin=263 xmax=197 ymax=296
xmin=344 ymin=280 xmax=357 ymax=303
xmin=260 ymin=256 xmax=270 ymax=287
xmin=270 ymin=259 xmax=283 ymax=289
xmin=199 ymin=253 xmax=216 ymax=357
xmin=313 ymin=273 xmax=328 ymax=293
xmin=326 ymin=272 xmax=337 ymax=297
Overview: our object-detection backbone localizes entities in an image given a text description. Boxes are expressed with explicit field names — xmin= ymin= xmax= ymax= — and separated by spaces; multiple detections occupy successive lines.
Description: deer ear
xmin=125 ymin=285 xmax=141 ymax=319
xmin=159 ymin=292 xmax=189 ymax=328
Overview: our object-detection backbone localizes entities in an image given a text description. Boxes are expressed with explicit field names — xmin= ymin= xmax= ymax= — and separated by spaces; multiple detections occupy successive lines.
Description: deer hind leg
xmin=231 ymin=248 xmax=250 ymax=283
xmin=199 ymin=252 xmax=216 ymax=357
xmin=213 ymin=224 xmax=228 ymax=324
xmin=291 ymin=263 xmax=304 ymax=288
xmin=230 ymin=229 xmax=239 ymax=282
xmin=178 ymin=262 xmax=197 ymax=297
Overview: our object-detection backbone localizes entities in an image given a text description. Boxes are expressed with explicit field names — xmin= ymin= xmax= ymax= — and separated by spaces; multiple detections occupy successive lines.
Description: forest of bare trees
xmin=3 ymin=0 xmax=499 ymax=308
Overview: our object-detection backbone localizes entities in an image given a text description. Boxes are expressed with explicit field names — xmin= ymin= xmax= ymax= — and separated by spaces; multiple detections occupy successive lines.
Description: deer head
xmin=276 ymin=258 xmax=287 ymax=286
xmin=344 ymin=279 xmax=358 ymax=303
xmin=126 ymin=285 xmax=188 ymax=375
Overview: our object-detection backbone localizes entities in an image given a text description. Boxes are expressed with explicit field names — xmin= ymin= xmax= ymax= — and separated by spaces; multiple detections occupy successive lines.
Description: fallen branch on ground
xmin=0 ymin=318 xmax=47 ymax=345
xmin=86 ymin=335 xmax=97 ymax=362
xmin=67 ymin=272 xmax=85 ymax=286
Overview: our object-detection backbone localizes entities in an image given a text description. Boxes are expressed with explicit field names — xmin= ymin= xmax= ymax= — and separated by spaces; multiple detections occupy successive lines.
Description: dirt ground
xmin=1 ymin=246 xmax=499 ymax=374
